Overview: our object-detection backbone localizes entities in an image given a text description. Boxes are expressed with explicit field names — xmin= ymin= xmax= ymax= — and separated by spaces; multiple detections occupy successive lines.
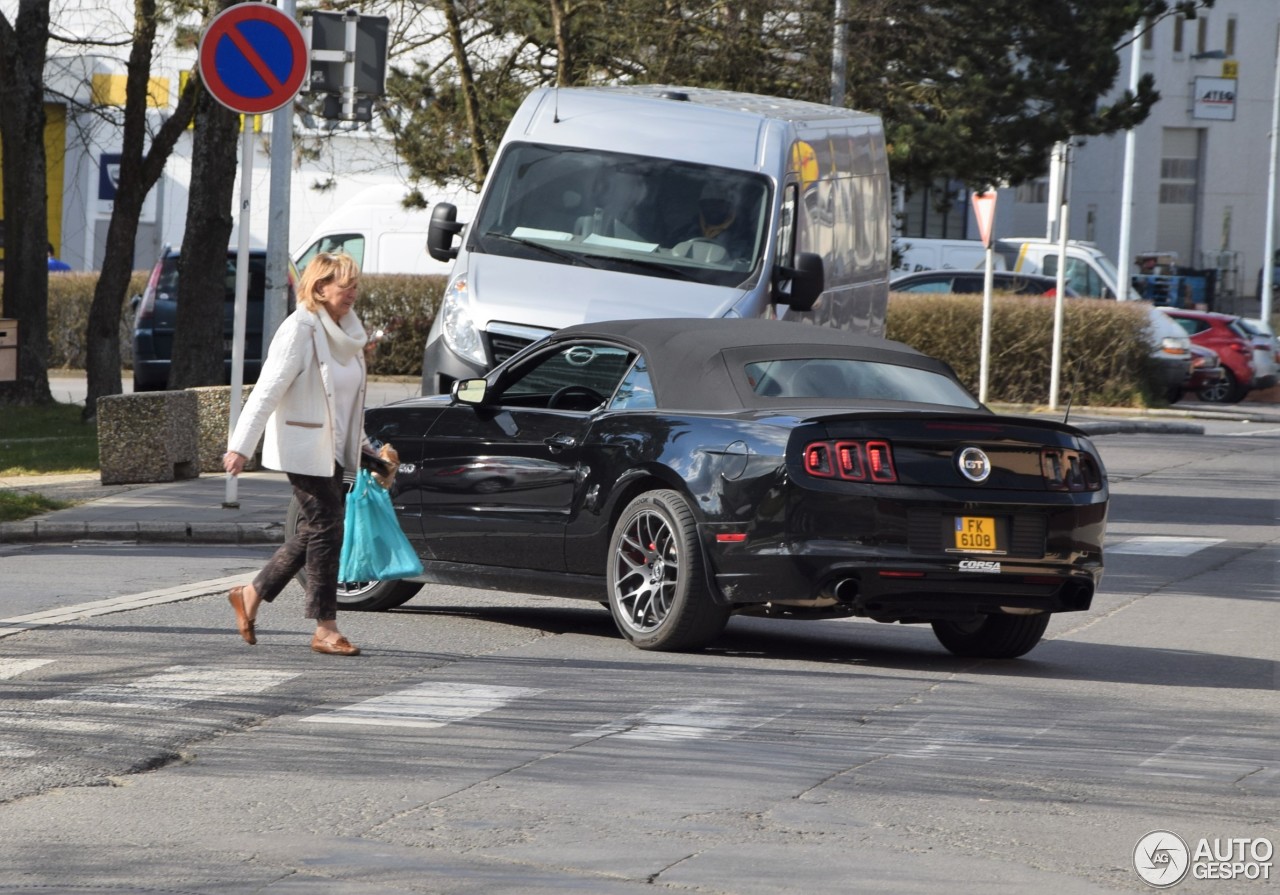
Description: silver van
xmin=422 ymin=85 xmax=891 ymax=393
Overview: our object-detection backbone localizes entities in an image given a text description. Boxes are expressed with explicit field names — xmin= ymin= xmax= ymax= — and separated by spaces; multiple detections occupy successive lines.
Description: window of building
xmin=1225 ymin=17 xmax=1236 ymax=57
xmin=1196 ymin=17 xmax=1208 ymax=56
xmin=1142 ymin=18 xmax=1154 ymax=51
xmin=1173 ymin=16 xmax=1184 ymax=54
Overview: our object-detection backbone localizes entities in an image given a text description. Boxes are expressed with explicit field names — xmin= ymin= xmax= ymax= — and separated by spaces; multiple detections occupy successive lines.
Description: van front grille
xmin=486 ymin=332 xmax=535 ymax=365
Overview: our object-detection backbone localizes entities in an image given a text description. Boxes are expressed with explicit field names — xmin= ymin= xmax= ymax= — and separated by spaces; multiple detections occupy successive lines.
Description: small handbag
xmin=338 ymin=468 xmax=423 ymax=583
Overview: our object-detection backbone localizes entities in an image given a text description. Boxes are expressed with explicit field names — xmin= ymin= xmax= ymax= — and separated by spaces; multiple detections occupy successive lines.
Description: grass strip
xmin=0 ymin=404 xmax=99 ymax=475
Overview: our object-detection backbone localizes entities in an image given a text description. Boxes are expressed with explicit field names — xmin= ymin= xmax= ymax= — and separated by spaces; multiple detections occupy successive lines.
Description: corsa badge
xmin=959 ymin=559 xmax=1001 ymax=573
xmin=957 ymin=446 xmax=991 ymax=482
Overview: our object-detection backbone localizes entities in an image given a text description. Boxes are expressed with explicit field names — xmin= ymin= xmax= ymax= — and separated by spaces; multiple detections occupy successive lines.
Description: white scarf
xmin=318 ymin=308 xmax=368 ymax=364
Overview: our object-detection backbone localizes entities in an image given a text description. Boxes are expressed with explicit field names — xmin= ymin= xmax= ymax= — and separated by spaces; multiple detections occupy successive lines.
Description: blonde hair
xmin=298 ymin=252 xmax=360 ymax=312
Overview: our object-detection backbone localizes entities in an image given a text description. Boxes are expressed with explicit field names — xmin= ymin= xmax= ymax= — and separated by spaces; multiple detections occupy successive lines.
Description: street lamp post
xmin=1262 ymin=28 xmax=1280 ymax=322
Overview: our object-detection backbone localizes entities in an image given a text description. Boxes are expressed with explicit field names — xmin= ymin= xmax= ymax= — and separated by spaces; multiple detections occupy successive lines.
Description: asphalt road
xmin=0 ymin=426 xmax=1276 ymax=894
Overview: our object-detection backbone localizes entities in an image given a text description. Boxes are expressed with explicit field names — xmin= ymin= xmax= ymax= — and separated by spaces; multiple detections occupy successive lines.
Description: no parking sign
xmin=198 ymin=3 xmax=307 ymax=114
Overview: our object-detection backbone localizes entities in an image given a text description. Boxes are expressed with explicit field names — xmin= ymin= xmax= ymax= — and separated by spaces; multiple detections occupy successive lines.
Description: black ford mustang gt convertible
xmin=301 ymin=317 xmax=1108 ymax=659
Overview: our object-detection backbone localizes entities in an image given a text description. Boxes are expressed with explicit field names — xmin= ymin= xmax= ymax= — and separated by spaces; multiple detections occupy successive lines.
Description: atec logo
xmin=1135 ymin=831 xmax=1190 ymax=888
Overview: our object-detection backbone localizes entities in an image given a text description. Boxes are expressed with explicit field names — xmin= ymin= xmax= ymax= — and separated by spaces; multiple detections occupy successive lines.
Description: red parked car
xmin=1160 ymin=308 xmax=1258 ymax=403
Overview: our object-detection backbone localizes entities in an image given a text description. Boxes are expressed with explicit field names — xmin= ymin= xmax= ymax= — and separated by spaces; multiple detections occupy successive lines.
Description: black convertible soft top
xmin=548 ymin=318 xmax=962 ymax=411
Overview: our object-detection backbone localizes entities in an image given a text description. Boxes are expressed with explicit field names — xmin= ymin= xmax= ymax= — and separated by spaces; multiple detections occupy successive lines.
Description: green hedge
xmin=887 ymin=292 xmax=1160 ymax=407
xmin=46 ymin=272 xmax=149 ymax=369
xmin=41 ymin=274 xmax=1163 ymax=405
xmin=40 ymin=271 xmax=443 ymax=375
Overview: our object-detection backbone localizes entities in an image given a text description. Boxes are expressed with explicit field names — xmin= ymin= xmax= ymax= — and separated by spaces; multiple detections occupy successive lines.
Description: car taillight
xmin=1041 ymin=448 xmax=1103 ymax=492
xmin=804 ymin=440 xmax=897 ymax=483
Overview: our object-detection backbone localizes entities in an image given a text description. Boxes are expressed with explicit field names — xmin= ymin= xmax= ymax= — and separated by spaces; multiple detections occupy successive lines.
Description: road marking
xmin=1223 ymin=426 xmax=1280 ymax=437
xmin=302 ymin=681 xmax=543 ymax=729
xmin=42 ymin=666 xmax=298 ymax=710
xmin=0 ymin=575 xmax=246 ymax=639
xmin=1108 ymin=536 xmax=1224 ymax=556
xmin=573 ymin=699 xmax=781 ymax=742
xmin=0 ymin=658 xmax=54 ymax=679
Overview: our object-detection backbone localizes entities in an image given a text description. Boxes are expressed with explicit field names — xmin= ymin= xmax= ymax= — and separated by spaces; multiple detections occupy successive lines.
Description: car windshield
xmin=744 ymin=358 xmax=980 ymax=408
xmin=469 ymin=142 xmax=771 ymax=288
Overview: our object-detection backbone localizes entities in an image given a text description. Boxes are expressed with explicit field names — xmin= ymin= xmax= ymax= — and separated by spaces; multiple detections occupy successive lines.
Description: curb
xmin=0 ymin=520 xmax=285 ymax=545
xmin=1071 ymin=420 xmax=1206 ymax=436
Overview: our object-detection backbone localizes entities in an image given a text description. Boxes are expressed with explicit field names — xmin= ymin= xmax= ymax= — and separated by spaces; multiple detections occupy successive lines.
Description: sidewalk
xmin=3 ymin=398 xmax=1278 ymax=547
xmin=0 ymin=470 xmax=292 ymax=545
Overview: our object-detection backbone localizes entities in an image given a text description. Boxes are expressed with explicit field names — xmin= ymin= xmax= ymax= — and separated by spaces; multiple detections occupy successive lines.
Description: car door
xmin=418 ymin=340 xmax=635 ymax=571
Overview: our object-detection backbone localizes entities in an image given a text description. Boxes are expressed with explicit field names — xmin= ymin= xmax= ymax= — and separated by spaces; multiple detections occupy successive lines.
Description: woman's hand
xmin=223 ymin=451 xmax=247 ymax=476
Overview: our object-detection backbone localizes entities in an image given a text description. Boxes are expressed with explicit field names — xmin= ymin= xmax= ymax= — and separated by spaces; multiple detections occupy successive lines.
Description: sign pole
xmin=225 ymin=125 xmax=255 ymax=509
xmin=1049 ymin=142 xmax=1072 ymax=411
xmin=197 ymin=3 xmax=307 ymax=509
xmin=972 ymin=191 xmax=998 ymax=405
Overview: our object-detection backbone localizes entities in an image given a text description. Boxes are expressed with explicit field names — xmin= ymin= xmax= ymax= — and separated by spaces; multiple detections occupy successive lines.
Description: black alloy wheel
xmin=606 ymin=490 xmax=729 ymax=651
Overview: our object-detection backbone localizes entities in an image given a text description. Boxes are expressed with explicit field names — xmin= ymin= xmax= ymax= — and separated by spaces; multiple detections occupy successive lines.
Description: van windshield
xmin=469 ymin=142 xmax=771 ymax=288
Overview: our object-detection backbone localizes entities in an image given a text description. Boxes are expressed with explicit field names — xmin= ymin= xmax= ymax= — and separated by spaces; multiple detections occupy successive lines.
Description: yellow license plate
xmin=954 ymin=516 xmax=998 ymax=552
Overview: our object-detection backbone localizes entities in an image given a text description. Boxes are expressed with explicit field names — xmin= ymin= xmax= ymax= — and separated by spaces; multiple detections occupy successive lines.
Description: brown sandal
xmin=228 ymin=586 xmax=257 ymax=645
xmin=311 ymin=633 xmax=360 ymax=656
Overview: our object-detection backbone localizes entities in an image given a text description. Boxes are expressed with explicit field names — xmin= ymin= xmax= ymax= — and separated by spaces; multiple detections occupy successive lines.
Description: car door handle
xmin=544 ymin=434 xmax=577 ymax=452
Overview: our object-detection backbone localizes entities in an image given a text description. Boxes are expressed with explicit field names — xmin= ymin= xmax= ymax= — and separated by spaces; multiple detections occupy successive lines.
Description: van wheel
xmin=930 ymin=613 xmax=1050 ymax=658
xmin=606 ymin=490 xmax=729 ymax=651
xmin=285 ymin=496 xmax=422 ymax=611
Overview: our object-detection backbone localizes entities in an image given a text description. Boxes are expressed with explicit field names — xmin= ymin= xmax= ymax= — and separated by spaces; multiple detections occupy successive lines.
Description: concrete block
xmin=189 ymin=385 xmax=259 ymax=474
xmin=97 ymin=391 xmax=200 ymax=485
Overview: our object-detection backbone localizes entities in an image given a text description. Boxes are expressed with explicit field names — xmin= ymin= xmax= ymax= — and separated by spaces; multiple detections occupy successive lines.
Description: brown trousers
xmin=253 ymin=465 xmax=346 ymax=621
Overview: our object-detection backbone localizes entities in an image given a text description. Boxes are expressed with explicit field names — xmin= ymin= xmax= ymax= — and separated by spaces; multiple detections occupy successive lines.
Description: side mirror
xmin=776 ymin=251 xmax=825 ymax=312
xmin=452 ymin=377 xmax=488 ymax=406
xmin=427 ymin=203 xmax=465 ymax=263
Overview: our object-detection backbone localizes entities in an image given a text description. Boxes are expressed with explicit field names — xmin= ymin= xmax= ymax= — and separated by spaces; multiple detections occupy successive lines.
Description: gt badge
xmin=957 ymin=446 xmax=991 ymax=482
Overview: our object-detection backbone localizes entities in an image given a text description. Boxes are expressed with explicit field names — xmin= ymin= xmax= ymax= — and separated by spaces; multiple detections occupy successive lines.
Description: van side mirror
xmin=776 ymin=251 xmax=824 ymax=312
xmin=427 ymin=203 xmax=465 ymax=263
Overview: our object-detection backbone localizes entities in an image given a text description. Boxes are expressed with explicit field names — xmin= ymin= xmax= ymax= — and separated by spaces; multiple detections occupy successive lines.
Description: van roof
xmin=570 ymin=85 xmax=882 ymax=126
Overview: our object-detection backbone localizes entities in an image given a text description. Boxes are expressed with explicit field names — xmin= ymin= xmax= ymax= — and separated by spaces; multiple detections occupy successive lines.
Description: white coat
xmin=227 ymin=306 xmax=369 ymax=477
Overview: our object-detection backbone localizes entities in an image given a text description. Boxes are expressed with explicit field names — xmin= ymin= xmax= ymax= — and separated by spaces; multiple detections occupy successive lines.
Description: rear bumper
xmin=699 ymin=497 xmax=1106 ymax=622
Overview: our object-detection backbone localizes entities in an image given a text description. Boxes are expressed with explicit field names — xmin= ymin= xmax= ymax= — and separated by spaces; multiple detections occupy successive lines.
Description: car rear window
xmin=744 ymin=358 xmax=980 ymax=408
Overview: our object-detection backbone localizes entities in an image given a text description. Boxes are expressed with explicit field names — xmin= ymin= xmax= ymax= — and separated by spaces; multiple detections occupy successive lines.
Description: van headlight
xmin=439 ymin=276 xmax=486 ymax=366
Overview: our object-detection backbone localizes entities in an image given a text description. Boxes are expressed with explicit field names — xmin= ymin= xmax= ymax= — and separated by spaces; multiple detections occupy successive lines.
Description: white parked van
xmin=293 ymin=184 xmax=479 ymax=276
xmin=994 ymin=238 xmax=1122 ymax=299
xmin=893 ymin=237 xmax=992 ymax=274
xmin=421 ymin=85 xmax=892 ymax=393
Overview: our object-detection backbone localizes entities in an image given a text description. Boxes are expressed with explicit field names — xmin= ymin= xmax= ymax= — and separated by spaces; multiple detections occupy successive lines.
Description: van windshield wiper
xmin=482 ymin=231 xmax=599 ymax=267
xmin=599 ymin=255 xmax=698 ymax=281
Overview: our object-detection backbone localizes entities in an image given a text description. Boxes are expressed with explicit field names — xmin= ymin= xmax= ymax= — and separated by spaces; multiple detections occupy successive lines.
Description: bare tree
xmin=0 ymin=0 xmax=54 ymax=405
xmin=81 ymin=0 xmax=198 ymax=419
xmin=168 ymin=39 xmax=239 ymax=391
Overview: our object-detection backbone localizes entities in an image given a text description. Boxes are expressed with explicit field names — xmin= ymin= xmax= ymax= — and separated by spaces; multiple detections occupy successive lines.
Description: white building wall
xmin=998 ymin=0 xmax=1280 ymax=303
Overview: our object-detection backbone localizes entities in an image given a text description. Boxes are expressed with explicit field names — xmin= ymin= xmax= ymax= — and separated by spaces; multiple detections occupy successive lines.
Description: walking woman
xmin=222 ymin=251 xmax=372 ymax=656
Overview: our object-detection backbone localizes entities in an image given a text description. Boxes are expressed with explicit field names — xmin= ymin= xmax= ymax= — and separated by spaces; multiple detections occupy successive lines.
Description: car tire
xmin=1197 ymin=368 xmax=1245 ymax=404
xmin=930 ymin=613 xmax=1050 ymax=659
xmin=606 ymin=489 xmax=729 ymax=651
xmin=285 ymin=495 xmax=423 ymax=611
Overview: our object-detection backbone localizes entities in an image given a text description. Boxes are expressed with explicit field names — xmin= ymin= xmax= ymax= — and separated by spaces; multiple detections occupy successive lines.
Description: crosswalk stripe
xmin=0 ymin=658 xmax=54 ymax=679
xmin=301 ymin=681 xmax=543 ymax=729
xmin=1108 ymin=536 xmax=1225 ymax=556
xmin=573 ymin=699 xmax=781 ymax=742
xmin=41 ymin=666 xmax=299 ymax=710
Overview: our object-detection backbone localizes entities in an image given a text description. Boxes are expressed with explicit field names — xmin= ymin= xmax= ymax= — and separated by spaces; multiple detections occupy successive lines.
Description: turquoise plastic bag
xmin=338 ymin=468 xmax=423 ymax=583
